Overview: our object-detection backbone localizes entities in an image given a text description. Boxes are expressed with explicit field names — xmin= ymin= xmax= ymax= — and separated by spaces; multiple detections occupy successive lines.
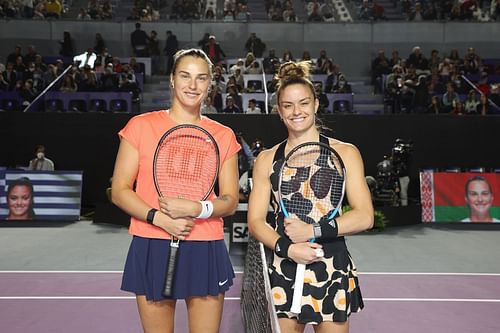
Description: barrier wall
xmin=1 ymin=21 xmax=500 ymax=77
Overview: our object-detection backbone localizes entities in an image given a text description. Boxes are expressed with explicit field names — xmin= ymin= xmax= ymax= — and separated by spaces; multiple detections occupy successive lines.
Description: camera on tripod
xmin=367 ymin=138 xmax=413 ymax=206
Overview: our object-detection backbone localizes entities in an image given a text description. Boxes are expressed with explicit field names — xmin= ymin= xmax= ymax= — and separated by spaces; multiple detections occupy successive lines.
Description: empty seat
xmin=110 ymin=99 xmax=128 ymax=112
xmin=89 ymin=99 xmax=107 ymax=112
xmin=45 ymin=99 xmax=64 ymax=112
xmin=332 ymin=100 xmax=352 ymax=113
xmin=68 ymin=99 xmax=87 ymax=112
xmin=246 ymin=80 xmax=263 ymax=92
xmin=1 ymin=99 xmax=21 ymax=111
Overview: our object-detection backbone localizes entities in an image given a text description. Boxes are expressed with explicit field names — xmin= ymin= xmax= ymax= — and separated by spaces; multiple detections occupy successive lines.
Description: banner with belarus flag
xmin=420 ymin=171 xmax=500 ymax=223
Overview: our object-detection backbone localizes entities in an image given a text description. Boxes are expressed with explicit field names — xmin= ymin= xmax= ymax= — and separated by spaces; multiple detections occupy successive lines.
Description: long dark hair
xmin=7 ymin=177 xmax=36 ymax=219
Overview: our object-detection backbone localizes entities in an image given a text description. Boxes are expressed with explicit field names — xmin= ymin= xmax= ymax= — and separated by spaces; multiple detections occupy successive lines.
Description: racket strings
xmin=280 ymin=146 xmax=345 ymax=223
xmin=155 ymin=132 xmax=218 ymax=200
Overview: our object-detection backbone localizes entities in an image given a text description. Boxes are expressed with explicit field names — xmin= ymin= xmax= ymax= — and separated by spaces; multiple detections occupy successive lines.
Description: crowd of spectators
xmin=1 ymin=41 xmax=142 ymax=108
xmin=357 ymin=0 xmax=499 ymax=21
xmin=199 ymin=34 xmax=352 ymax=114
xmin=77 ymin=0 xmax=114 ymax=20
xmin=371 ymin=46 xmax=500 ymax=115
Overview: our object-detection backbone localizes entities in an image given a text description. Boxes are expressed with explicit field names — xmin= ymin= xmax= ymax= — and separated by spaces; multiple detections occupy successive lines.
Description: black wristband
xmin=274 ymin=237 xmax=292 ymax=259
xmin=146 ymin=208 xmax=158 ymax=224
xmin=320 ymin=218 xmax=339 ymax=239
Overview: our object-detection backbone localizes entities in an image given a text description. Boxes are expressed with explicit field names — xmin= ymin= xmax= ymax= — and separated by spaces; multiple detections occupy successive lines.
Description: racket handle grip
xmin=162 ymin=243 xmax=179 ymax=297
xmin=290 ymin=263 xmax=306 ymax=314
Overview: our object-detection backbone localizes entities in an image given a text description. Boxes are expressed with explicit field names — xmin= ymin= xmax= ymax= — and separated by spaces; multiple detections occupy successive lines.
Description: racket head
xmin=153 ymin=124 xmax=220 ymax=201
xmin=278 ymin=141 xmax=346 ymax=224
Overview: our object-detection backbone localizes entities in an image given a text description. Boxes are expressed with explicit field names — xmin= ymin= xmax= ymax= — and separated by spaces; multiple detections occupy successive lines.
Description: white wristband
xmin=197 ymin=200 xmax=214 ymax=219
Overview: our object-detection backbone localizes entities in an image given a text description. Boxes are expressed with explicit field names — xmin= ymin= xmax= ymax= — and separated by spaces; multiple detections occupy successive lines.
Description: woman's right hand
xmin=288 ymin=242 xmax=324 ymax=265
xmin=154 ymin=213 xmax=195 ymax=240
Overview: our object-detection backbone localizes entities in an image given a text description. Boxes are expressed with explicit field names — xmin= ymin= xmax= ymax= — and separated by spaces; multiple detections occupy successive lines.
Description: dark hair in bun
xmin=275 ymin=61 xmax=315 ymax=105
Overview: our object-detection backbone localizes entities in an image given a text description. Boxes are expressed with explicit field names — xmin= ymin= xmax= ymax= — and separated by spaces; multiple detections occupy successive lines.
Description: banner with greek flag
xmin=0 ymin=170 xmax=83 ymax=221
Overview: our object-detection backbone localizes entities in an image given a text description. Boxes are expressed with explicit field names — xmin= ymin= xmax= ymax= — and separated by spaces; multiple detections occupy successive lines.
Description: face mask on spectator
xmin=37 ymin=152 xmax=45 ymax=159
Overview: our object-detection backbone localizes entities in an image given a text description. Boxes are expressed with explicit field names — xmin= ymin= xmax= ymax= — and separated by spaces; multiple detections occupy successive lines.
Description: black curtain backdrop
xmin=2 ymin=112 xmax=500 ymax=208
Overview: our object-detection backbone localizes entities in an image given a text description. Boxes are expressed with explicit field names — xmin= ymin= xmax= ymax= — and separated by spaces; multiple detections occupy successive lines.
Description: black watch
xmin=313 ymin=223 xmax=322 ymax=239
xmin=146 ymin=208 xmax=158 ymax=224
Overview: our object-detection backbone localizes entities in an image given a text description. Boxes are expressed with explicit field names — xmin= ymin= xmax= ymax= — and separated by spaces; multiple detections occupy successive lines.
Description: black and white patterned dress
xmin=268 ymin=136 xmax=364 ymax=324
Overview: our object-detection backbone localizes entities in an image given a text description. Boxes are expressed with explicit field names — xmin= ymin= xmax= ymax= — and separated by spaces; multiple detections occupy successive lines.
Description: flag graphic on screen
xmin=420 ymin=171 xmax=500 ymax=223
xmin=0 ymin=170 xmax=83 ymax=221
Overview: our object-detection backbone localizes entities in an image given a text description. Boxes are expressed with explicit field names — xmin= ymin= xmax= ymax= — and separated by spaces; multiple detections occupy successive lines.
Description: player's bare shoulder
xmin=253 ymin=143 xmax=281 ymax=174
xmin=327 ymin=138 xmax=363 ymax=165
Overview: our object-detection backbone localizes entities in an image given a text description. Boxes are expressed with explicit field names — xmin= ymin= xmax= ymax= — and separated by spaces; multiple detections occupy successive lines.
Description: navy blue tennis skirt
xmin=121 ymin=236 xmax=235 ymax=301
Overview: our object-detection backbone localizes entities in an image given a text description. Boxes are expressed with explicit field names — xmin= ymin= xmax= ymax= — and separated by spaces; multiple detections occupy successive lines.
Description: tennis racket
xmin=278 ymin=140 xmax=346 ymax=314
xmin=153 ymin=124 xmax=220 ymax=297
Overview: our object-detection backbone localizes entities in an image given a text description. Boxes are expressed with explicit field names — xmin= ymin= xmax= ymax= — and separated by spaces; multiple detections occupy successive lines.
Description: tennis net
xmin=241 ymin=235 xmax=281 ymax=333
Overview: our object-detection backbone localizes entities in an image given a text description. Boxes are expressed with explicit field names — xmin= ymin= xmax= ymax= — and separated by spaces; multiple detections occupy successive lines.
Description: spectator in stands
xmin=490 ymin=84 xmax=500 ymax=107
xmin=428 ymin=95 xmax=443 ymax=114
xmin=164 ymin=30 xmax=179 ymax=75
xmin=407 ymin=74 xmax=430 ymax=113
xmin=359 ymin=0 xmax=374 ymax=20
xmin=371 ymin=50 xmax=391 ymax=94
xmin=244 ymin=52 xmax=257 ymax=69
xmin=100 ymin=65 xmax=118 ymax=91
xmin=463 ymin=89 xmax=479 ymax=114
xmin=245 ymin=33 xmax=266 ymax=58
xmin=59 ymin=31 xmax=74 ymax=58
xmin=407 ymin=46 xmax=430 ymax=74
xmin=212 ymin=66 xmax=226 ymax=94
xmin=307 ymin=0 xmax=323 ymax=21
xmin=282 ymin=50 xmax=294 ymax=63
xmin=201 ymin=95 xmax=218 ymax=114
xmin=29 ymin=145 xmax=55 ymax=171
xmin=223 ymin=9 xmax=235 ymax=21
xmin=464 ymin=47 xmax=482 ymax=75
xmin=130 ymin=22 xmax=149 ymax=57
xmin=476 ymin=93 xmax=491 ymax=115
xmin=20 ymin=79 xmax=35 ymax=105
xmin=74 ymin=48 xmax=97 ymax=69
xmin=13 ymin=55 xmax=26 ymax=73
xmin=333 ymin=74 xmax=353 ymax=94
xmin=2 ymin=62 xmax=17 ymax=91
xmin=6 ymin=177 xmax=36 ymax=220
xmin=111 ymin=57 xmax=123 ymax=73
xmin=148 ymin=30 xmax=160 ymax=75
xmin=476 ymin=72 xmax=491 ymax=96
xmin=45 ymin=0 xmax=62 ymax=19
xmin=24 ymin=45 xmax=38 ymax=65
xmin=227 ymin=84 xmax=243 ymax=109
xmin=428 ymin=49 xmax=441 ymax=71
xmin=23 ymin=0 xmax=35 ymax=18
xmin=223 ymin=96 xmax=242 ymax=113
xmin=119 ymin=73 xmax=141 ymax=102
xmin=315 ymin=50 xmax=328 ymax=73
xmin=263 ymin=49 xmax=279 ymax=74
xmin=314 ymin=82 xmax=330 ymax=113
xmin=236 ymin=3 xmax=251 ymax=21
xmin=408 ymin=2 xmax=424 ymax=21
xmin=246 ymin=98 xmax=262 ymax=114
xmin=438 ymin=57 xmax=453 ymax=78
xmin=77 ymin=7 xmax=91 ymax=20
xmin=79 ymin=67 xmax=99 ymax=91
xmin=448 ymin=49 xmax=464 ymax=70
xmin=60 ymin=74 xmax=78 ymax=92
xmin=246 ymin=61 xmax=263 ymax=75
xmin=442 ymin=83 xmax=461 ymax=113
xmin=233 ymin=69 xmax=245 ymax=91
xmin=7 ymin=45 xmax=23 ymax=65
xmin=283 ymin=4 xmax=297 ymax=22
xmin=101 ymin=1 xmax=113 ymax=19
xmin=492 ymin=0 xmax=500 ymax=20
xmin=0 ymin=67 xmax=9 ymax=91
xmin=202 ymin=35 xmax=226 ymax=66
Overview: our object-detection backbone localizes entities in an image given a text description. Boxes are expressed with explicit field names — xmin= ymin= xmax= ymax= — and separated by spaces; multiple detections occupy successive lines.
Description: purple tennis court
xmin=1 ymin=271 xmax=499 ymax=333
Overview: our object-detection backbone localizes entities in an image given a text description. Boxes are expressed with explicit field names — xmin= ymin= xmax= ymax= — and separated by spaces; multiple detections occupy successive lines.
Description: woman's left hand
xmin=158 ymin=197 xmax=200 ymax=219
xmin=284 ymin=217 xmax=314 ymax=243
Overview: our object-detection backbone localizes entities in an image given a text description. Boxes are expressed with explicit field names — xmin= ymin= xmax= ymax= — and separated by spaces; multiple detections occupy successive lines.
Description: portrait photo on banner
xmin=0 ymin=168 xmax=83 ymax=221
xmin=420 ymin=171 xmax=500 ymax=223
